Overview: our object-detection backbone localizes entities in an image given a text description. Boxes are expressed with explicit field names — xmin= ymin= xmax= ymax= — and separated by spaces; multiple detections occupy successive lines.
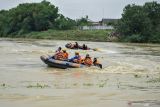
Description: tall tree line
xmin=0 ymin=0 xmax=86 ymax=36
xmin=115 ymin=1 xmax=160 ymax=43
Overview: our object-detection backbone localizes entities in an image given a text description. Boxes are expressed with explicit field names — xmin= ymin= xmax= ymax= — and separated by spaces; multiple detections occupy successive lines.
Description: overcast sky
xmin=0 ymin=0 xmax=159 ymax=21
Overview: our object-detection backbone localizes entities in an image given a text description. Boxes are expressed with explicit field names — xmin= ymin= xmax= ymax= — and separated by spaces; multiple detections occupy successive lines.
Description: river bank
xmin=0 ymin=29 xmax=115 ymax=42
xmin=1 ymin=29 xmax=160 ymax=43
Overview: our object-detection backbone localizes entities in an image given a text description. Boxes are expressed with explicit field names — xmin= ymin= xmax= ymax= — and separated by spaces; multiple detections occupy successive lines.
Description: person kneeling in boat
xmin=93 ymin=58 xmax=102 ymax=69
xmin=49 ymin=47 xmax=62 ymax=59
xmin=54 ymin=49 xmax=69 ymax=60
xmin=54 ymin=51 xmax=64 ymax=60
xmin=68 ymin=52 xmax=82 ymax=63
xmin=83 ymin=54 xmax=93 ymax=66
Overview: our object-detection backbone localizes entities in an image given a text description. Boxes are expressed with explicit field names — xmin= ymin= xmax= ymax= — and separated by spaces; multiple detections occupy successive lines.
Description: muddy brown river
xmin=0 ymin=38 xmax=160 ymax=107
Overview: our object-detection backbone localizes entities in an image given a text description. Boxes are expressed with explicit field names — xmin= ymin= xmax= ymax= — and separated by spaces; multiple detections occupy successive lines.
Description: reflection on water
xmin=0 ymin=38 xmax=160 ymax=107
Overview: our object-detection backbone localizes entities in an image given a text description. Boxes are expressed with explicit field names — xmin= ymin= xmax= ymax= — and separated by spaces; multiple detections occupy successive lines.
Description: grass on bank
xmin=2 ymin=29 xmax=112 ymax=42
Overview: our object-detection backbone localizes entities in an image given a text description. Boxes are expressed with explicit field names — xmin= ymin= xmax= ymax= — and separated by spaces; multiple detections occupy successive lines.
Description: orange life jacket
xmin=54 ymin=52 xmax=64 ymax=60
xmin=84 ymin=57 xmax=93 ymax=66
xmin=63 ymin=52 xmax=69 ymax=59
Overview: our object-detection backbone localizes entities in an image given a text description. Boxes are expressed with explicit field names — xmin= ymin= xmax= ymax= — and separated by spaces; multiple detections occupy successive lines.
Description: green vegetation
xmin=26 ymin=83 xmax=50 ymax=88
xmin=134 ymin=74 xmax=141 ymax=78
xmin=0 ymin=83 xmax=6 ymax=87
xmin=147 ymin=76 xmax=160 ymax=83
xmin=0 ymin=83 xmax=11 ymax=88
xmin=83 ymin=83 xmax=94 ymax=86
xmin=4 ymin=29 xmax=111 ymax=42
xmin=115 ymin=1 xmax=160 ymax=43
xmin=97 ymin=82 xmax=107 ymax=88
xmin=76 ymin=15 xmax=91 ymax=26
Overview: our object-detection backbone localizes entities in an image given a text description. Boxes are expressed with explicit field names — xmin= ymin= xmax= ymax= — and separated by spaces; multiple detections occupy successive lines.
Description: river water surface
xmin=0 ymin=38 xmax=160 ymax=107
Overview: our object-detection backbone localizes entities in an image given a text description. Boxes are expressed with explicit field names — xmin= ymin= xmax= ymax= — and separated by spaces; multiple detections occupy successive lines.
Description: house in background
xmin=80 ymin=18 xmax=118 ymax=30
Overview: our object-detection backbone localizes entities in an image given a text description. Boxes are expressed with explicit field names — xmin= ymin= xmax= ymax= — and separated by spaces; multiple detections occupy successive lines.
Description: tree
xmin=55 ymin=15 xmax=76 ymax=30
xmin=76 ymin=15 xmax=91 ymax=26
xmin=144 ymin=2 xmax=160 ymax=32
xmin=115 ymin=1 xmax=160 ymax=43
xmin=0 ymin=1 xmax=59 ymax=35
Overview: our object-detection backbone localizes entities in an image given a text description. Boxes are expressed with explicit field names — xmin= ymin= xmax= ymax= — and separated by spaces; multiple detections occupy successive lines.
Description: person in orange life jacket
xmin=68 ymin=52 xmax=82 ymax=63
xmin=52 ymin=47 xmax=63 ymax=60
xmin=50 ymin=47 xmax=62 ymax=59
xmin=62 ymin=49 xmax=69 ymax=60
xmin=83 ymin=54 xmax=93 ymax=66
xmin=93 ymin=58 xmax=102 ymax=69
xmin=54 ymin=51 xmax=64 ymax=60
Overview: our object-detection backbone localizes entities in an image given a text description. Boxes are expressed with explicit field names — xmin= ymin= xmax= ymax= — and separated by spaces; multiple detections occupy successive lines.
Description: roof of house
xmin=101 ymin=18 xmax=119 ymax=23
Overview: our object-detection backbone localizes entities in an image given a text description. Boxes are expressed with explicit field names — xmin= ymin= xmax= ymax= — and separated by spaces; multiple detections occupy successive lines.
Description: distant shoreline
xmin=0 ymin=30 xmax=113 ymax=42
xmin=1 ymin=29 xmax=159 ymax=44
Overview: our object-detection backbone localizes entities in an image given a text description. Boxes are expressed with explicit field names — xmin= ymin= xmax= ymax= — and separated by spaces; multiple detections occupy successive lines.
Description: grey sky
xmin=0 ymin=0 xmax=159 ymax=21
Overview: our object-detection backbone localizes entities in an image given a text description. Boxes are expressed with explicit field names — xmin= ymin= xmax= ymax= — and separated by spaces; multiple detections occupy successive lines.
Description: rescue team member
xmin=74 ymin=42 xmax=79 ymax=49
xmin=49 ymin=47 xmax=68 ymax=60
xmin=50 ymin=47 xmax=62 ymax=59
xmin=68 ymin=52 xmax=82 ymax=63
xmin=83 ymin=54 xmax=93 ymax=66
xmin=82 ymin=44 xmax=88 ymax=50
xmin=54 ymin=49 xmax=69 ymax=60
xmin=54 ymin=50 xmax=64 ymax=60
